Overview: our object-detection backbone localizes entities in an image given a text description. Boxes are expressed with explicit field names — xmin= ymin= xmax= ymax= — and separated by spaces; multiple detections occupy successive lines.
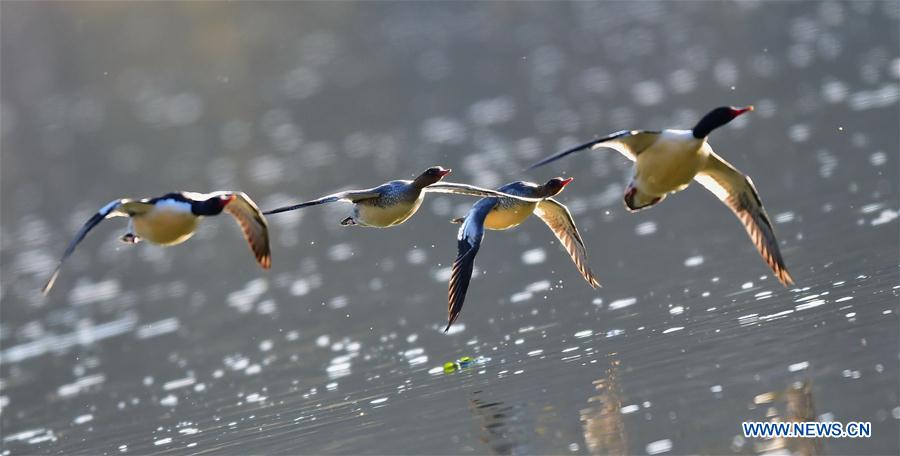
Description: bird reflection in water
xmin=469 ymin=390 xmax=531 ymax=455
xmin=751 ymin=380 xmax=823 ymax=456
xmin=579 ymin=358 xmax=628 ymax=455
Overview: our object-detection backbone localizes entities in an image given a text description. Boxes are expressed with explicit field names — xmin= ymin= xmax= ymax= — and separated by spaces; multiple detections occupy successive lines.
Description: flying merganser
xmin=42 ymin=191 xmax=271 ymax=294
xmin=263 ymin=166 xmax=541 ymax=227
xmin=446 ymin=177 xmax=600 ymax=331
xmin=528 ymin=106 xmax=794 ymax=286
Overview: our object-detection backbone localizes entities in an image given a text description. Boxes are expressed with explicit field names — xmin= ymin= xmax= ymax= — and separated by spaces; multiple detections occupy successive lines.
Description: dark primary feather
xmin=446 ymin=199 xmax=498 ymax=331
xmin=42 ymin=199 xmax=128 ymax=295
xmin=527 ymin=130 xmax=633 ymax=170
xmin=263 ymin=188 xmax=386 ymax=215
xmin=447 ymin=241 xmax=479 ymax=332
xmin=263 ymin=195 xmax=344 ymax=215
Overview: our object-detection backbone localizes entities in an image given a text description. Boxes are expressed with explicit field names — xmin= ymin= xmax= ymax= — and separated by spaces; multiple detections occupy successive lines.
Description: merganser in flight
xmin=446 ymin=177 xmax=600 ymax=331
xmin=42 ymin=191 xmax=271 ymax=294
xmin=263 ymin=166 xmax=541 ymax=227
xmin=528 ymin=106 xmax=794 ymax=286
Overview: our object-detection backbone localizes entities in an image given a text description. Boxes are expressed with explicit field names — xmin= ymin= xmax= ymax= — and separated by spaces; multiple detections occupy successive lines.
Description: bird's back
xmin=480 ymin=181 xmax=540 ymax=230
xmin=363 ymin=180 xmax=418 ymax=206
xmin=354 ymin=180 xmax=423 ymax=227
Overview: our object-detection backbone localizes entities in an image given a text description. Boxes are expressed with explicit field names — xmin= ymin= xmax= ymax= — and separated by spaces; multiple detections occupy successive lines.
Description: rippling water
xmin=1 ymin=2 xmax=898 ymax=455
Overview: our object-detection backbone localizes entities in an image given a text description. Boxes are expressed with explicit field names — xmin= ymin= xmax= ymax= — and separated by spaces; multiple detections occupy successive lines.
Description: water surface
xmin=1 ymin=2 xmax=898 ymax=454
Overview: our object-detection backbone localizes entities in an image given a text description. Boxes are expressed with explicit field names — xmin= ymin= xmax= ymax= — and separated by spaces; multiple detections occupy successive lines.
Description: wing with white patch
xmin=42 ymin=199 xmax=133 ymax=295
xmin=220 ymin=192 xmax=272 ymax=269
xmin=171 ymin=191 xmax=207 ymax=202
xmin=424 ymin=182 xmax=543 ymax=202
xmin=604 ymin=130 xmax=662 ymax=161
xmin=527 ymin=130 xmax=661 ymax=169
xmin=534 ymin=198 xmax=601 ymax=288
xmin=446 ymin=199 xmax=498 ymax=332
xmin=694 ymin=150 xmax=794 ymax=286
xmin=263 ymin=189 xmax=381 ymax=215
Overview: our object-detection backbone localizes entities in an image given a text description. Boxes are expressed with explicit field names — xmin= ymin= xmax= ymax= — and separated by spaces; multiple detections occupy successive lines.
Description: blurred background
xmin=1 ymin=2 xmax=898 ymax=454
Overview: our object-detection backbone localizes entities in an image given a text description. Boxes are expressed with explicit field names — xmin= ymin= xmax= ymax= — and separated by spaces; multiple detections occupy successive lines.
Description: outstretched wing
xmin=42 ymin=199 xmax=134 ymax=295
xmin=262 ymin=189 xmax=381 ymax=215
xmin=694 ymin=148 xmax=794 ymax=286
xmin=424 ymin=182 xmax=543 ymax=202
xmin=446 ymin=199 xmax=499 ymax=332
xmin=219 ymin=192 xmax=272 ymax=269
xmin=527 ymin=130 xmax=660 ymax=169
xmin=533 ymin=198 xmax=601 ymax=288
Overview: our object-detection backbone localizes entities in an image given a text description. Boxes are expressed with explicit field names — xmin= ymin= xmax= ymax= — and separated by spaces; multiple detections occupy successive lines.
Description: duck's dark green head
xmin=543 ymin=176 xmax=573 ymax=197
xmin=414 ymin=166 xmax=452 ymax=187
xmin=692 ymin=105 xmax=753 ymax=139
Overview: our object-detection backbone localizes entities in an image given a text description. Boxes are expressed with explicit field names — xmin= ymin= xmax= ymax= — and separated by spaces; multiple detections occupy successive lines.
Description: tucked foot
xmin=120 ymin=233 xmax=141 ymax=244
xmin=340 ymin=217 xmax=357 ymax=226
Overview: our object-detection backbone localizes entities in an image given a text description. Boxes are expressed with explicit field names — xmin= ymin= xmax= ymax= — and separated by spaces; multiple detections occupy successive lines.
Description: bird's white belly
xmin=484 ymin=203 xmax=536 ymax=230
xmin=356 ymin=198 xmax=421 ymax=227
xmin=133 ymin=211 xmax=200 ymax=245
xmin=635 ymin=135 xmax=707 ymax=195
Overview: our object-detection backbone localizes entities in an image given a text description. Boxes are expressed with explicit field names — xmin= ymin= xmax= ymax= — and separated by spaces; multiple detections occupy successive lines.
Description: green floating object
xmin=442 ymin=356 xmax=485 ymax=374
